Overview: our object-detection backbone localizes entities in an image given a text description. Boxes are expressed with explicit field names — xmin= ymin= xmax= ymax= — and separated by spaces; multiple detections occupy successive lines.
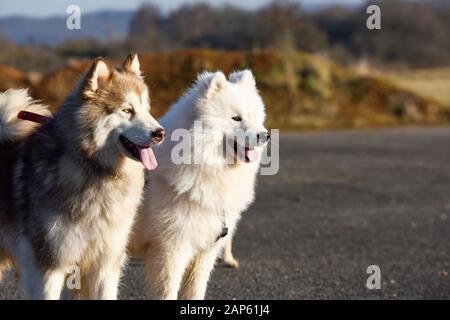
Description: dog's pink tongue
xmin=139 ymin=147 xmax=158 ymax=170
xmin=245 ymin=148 xmax=259 ymax=162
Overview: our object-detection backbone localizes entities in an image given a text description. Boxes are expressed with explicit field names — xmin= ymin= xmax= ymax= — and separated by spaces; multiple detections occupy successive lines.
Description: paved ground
xmin=1 ymin=128 xmax=450 ymax=299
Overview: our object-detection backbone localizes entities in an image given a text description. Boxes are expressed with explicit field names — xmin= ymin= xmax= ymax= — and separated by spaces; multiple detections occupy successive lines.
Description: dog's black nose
xmin=152 ymin=128 xmax=165 ymax=143
xmin=257 ymin=131 xmax=270 ymax=143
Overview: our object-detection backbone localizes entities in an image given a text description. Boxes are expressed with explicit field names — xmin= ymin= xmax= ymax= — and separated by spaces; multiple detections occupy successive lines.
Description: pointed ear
xmin=82 ymin=58 xmax=110 ymax=99
xmin=203 ymin=72 xmax=227 ymax=99
xmin=122 ymin=52 xmax=141 ymax=76
xmin=229 ymin=70 xmax=256 ymax=88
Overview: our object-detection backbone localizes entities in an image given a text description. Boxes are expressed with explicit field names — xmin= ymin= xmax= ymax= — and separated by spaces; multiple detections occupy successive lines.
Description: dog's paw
xmin=224 ymin=258 xmax=240 ymax=269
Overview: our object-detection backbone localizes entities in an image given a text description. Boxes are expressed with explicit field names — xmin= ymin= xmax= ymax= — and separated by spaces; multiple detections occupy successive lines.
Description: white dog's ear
xmin=229 ymin=70 xmax=256 ymax=88
xmin=122 ymin=52 xmax=141 ymax=76
xmin=202 ymin=72 xmax=227 ymax=99
xmin=82 ymin=58 xmax=110 ymax=99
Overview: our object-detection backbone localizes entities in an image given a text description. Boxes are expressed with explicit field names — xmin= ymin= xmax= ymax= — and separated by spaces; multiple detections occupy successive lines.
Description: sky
xmin=0 ymin=0 xmax=365 ymax=18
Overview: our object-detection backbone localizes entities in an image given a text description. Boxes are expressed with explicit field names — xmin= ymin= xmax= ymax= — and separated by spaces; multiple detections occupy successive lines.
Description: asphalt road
xmin=1 ymin=128 xmax=450 ymax=299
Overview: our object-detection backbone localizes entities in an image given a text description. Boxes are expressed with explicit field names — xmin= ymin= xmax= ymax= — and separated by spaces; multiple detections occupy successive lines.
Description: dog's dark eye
xmin=232 ymin=116 xmax=242 ymax=122
xmin=122 ymin=108 xmax=133 ymax=114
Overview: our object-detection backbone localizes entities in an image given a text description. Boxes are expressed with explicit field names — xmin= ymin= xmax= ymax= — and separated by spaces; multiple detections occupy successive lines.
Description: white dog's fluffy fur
xmin=131 ymin=70 xmax=268 ymax=299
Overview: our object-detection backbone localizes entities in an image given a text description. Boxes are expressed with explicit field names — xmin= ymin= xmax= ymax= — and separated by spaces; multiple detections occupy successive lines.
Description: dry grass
xmin=1 ymin=49 xmax=450 ymax=130
xmin=383 ymin=68 xmax=450 ymax=106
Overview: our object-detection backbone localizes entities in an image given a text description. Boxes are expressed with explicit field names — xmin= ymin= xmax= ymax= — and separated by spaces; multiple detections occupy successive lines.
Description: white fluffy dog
xmin=131 ymin=70 xmax=269 ymax=299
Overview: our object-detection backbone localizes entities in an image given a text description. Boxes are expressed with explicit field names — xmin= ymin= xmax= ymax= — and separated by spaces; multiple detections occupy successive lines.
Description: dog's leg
xmin=83 ymin=255 xmax=125 ymax=300
xmin=0 ymin=255 xmax=12 ymax=283
xmin=84 ymin=266 xmax=121 ymax=300
xmin=83 ymin=266 xmax=121 ymax=300
xmin=16 ymin=239 xmax=64 ymax=300
xmin=223 ymin=237 xmax=239 ymax=269
xmin=0 ymin=247 xmax=13 ymax=282
xmin=144 ymin=242 xmax=192 ymax=300
xmin=16 ymin=239 xmax=45 ymax=299
xmin=19 ymin=268 xmax=44 ymax=300
xmin=42 ymin=269 xmax=66 ymax=300
xmin=179 ymin=245 xmax=222 ymax=300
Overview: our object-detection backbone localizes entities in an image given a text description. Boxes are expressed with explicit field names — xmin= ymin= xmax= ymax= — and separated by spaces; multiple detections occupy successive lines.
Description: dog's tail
xmin=0 ymin=89 xmax=51 ymax=143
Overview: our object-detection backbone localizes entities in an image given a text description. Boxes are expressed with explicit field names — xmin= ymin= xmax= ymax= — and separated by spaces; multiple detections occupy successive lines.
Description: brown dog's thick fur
xmin=0 ymin=53 xmax=163 ymax=299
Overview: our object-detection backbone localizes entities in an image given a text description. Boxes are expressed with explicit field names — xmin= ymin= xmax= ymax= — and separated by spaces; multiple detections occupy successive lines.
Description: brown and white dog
xmin=0 ymin=53 xmax=164 ymax=299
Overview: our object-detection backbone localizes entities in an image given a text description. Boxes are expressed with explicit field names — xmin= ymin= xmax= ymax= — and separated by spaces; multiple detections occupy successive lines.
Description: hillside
xmin=383 ymin=68 xmax=450 ymax=106
xmin=1 ymin=49 xmax=449 ymax=130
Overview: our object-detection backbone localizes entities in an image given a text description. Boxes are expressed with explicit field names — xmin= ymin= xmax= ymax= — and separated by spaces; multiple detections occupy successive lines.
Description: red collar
xmin=18 ymin=111 xmax=50 ymax=124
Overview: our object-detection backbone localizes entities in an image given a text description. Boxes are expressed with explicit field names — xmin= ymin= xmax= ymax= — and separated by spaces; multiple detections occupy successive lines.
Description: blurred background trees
xmin=1 ymin=0 xmax=450 ymax=129
xmin=124 ymin=0 xmax=450 ymax=68
xmin=1 ymin=0 xmax=450 ymax=72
